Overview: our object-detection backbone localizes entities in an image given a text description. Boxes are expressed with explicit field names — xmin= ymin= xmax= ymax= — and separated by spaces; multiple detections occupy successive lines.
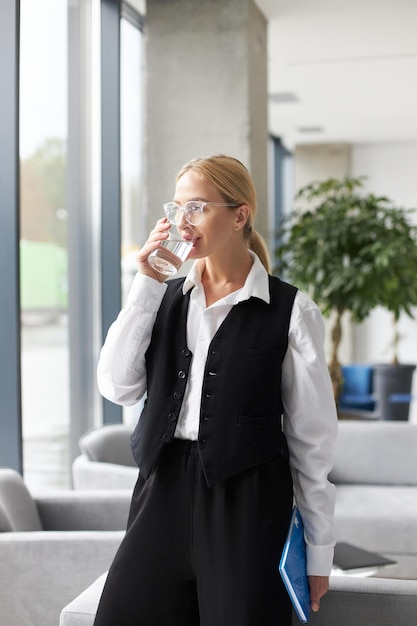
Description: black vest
xmin=131 ymin=275 xmax=298 ymax=486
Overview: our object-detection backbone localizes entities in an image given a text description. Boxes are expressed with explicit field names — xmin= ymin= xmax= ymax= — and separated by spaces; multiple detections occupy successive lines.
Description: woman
xmin=95 ymin=155 xmax=338 ymax=626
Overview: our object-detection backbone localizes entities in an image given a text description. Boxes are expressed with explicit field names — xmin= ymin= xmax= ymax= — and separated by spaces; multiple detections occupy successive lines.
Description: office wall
xmin=352 ymin=142 xmax=417 ymax=212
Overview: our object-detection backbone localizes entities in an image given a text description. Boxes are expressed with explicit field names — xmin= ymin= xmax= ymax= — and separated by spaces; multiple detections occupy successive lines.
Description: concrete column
xmin=145 ymin=0 xmax=269 ymax=238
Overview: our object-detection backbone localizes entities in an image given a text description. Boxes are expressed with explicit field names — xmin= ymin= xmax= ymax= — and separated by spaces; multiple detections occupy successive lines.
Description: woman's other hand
xmin=308 ymin=575 xmax=329 ymax=612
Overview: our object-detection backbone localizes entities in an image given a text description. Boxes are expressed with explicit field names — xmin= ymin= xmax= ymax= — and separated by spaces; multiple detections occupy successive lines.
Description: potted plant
xmin=275 ymin=176 xmax=417 ymax=416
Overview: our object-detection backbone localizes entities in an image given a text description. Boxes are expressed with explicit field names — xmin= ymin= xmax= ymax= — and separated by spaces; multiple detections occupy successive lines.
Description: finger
xmin=147 ymin=218 xmax=171 ymax=243
xmin=137 ymin=220 xmax=170 ymax=262
xmin=134 ymin=220 xmax=173 ymax=282
xmin=310 ymin=587 xmax=320 ymax=613
xmin=309 ymin=576 xmax=329 ymax=613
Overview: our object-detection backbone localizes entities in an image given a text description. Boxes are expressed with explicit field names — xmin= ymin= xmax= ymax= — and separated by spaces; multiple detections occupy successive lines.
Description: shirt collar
xmin=182 ymin=251 xmax=270 ymax=304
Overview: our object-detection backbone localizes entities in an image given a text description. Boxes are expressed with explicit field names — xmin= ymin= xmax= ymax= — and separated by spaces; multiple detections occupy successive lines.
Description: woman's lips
xmin=182 ymin=234 xmax=198 ymax=245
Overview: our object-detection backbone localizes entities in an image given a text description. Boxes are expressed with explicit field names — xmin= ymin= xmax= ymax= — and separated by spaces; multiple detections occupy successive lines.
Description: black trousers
xmin=94 ymin=440 xmax=294 ymax=626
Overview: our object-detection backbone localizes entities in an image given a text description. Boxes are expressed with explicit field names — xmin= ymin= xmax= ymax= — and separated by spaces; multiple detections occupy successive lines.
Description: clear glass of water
xmin=147 ymin=234 xmax=193 ymax=277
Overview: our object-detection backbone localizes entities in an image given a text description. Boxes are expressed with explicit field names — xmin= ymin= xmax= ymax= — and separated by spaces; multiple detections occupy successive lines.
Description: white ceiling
xmin=255 ymin=0 xmax=417 ymax=149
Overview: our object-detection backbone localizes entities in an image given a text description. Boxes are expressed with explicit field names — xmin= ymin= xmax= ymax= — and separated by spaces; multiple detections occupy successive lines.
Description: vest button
xmin=173 ymin=392 xmax=181 ymax=400
xmin=178 ymin=370 xmax=186 ymax=379
xmin=168 ymin=413 xmax=177 ymax=422
xmin=162 ymin=434 xmax=170 ymax=441
xmin=181 ymin=348 xmax=190 ymax=357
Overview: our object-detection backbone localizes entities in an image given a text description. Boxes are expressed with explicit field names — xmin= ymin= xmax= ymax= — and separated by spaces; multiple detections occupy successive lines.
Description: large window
xmin=120 ymin=11 xmax=145 ymax=425
xmin=20 ymin=0 xmax=70 ymax=490
xmin=17 ymin=1 xmax=145 ymax=489
xmin=120 ymin=12 xmax=144 ymax=302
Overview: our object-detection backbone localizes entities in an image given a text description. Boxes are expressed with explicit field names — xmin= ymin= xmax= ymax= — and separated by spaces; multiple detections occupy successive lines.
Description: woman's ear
xmin=234 ymin=204 xmax=250 ymax=231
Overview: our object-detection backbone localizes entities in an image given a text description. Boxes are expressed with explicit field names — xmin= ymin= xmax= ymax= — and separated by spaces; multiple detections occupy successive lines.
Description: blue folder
xmin=279 ymin=506 xmax=311 ymax=623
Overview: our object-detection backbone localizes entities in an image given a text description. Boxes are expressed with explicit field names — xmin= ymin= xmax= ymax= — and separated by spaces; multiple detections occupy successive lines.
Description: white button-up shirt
xmin=97 ymin=252 xmax=338 ymax=576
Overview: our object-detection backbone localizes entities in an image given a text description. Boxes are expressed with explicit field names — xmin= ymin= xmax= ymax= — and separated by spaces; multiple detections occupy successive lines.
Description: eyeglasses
xmin=163 ymin=201 xmax=238 ymax=226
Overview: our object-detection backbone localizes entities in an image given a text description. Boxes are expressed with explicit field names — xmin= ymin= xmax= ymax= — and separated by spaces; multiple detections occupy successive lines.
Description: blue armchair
xmin=338 ymin=365 xmax=375 ymax=412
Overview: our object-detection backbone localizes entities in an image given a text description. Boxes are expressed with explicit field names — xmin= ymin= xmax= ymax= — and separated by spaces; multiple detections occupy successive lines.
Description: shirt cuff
xmin=306 ymin=543 xmax=335 ymax=576
xmin=126 ymin=272 xmax=167 ymax=309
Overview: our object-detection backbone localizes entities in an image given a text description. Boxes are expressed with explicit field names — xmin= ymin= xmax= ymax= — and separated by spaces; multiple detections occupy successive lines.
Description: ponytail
xmin=248 ymin=228 xmax=271 ymax=273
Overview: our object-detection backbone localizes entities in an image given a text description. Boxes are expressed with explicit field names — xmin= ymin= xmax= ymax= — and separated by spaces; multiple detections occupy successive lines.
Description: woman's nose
xmin=176 ymin=208 xmax=188 ymax=227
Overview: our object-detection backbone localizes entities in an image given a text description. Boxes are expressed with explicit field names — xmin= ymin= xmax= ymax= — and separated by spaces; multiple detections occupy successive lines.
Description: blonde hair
xmin=177 ymin=155 xmax=271 ymax=272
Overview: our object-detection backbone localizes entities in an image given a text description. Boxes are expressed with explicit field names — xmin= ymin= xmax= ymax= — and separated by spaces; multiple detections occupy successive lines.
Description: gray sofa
xmin=72 ymin=424 xmax=138 ymax=491
xmin=331 ymin=420 xmax=417 ymax=556
xmin=61 ymin=419 xmax=417 ymax=624
xmin=0 ymin=468 xmax=131 ymax=626
xmin=60 ymin=569 xmax=417 ymax=626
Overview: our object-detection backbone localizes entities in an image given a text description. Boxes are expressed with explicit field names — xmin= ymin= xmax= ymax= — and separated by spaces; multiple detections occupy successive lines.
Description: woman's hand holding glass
xmin=136 ymin=217 xmax=192 ymax=281
xmin=136 ymin=218 xmax=172 ymax=283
